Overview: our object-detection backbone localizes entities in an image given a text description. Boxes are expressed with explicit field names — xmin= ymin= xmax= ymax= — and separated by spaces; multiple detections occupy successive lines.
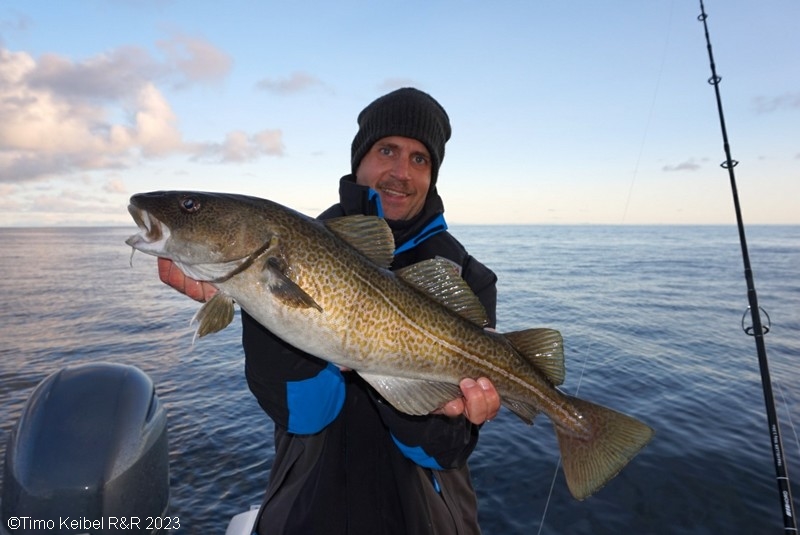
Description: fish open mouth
xmin=125 ymin=205 xmax=170 ymax=256
xmin=127 ymin=205 xmax=161 ymax=242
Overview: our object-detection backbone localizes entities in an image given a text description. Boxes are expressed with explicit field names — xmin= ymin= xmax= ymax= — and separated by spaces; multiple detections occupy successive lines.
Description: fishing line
xmin=536 ymin=333 xmax=593 ymax=534
xmin=536 ymin=458 xmax=561 ymax=535
xmin=620 ymin=0 xmax=674 ymax=224
xmin=537 ymin=4 xmax=677 ymax=528
xmin=696 ymin=1 xmax=797 ymax=531
xmin=775 ymin=378 xmax=800 ymax=476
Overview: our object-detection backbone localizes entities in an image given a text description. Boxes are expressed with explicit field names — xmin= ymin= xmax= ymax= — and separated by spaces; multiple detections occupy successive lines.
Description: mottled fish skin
xmin=126 ymin=190 xmax=654 ymax=500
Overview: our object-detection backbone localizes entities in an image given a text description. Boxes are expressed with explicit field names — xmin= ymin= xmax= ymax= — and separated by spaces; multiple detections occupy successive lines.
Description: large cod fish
xmin=126 ymin=190 xmax=653 ymax=500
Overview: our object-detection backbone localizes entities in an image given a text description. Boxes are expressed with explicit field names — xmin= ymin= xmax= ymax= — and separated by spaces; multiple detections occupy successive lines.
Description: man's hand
xmin=158 ymin=257 xmax=217 ymax=302
xmin=438 ymin=377 xmax=500 ymax=425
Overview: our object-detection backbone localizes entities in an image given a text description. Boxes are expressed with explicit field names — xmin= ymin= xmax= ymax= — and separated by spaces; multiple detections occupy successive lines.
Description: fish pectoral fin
xmin=191 ymin=292 xmax=236 ymax=339
xmin=555 ymin=395 xmax=655 ymax=500
xmin=504 ymin=328 xmax=565 ymax=386
xmin=359 ymin=373 xmax=462 ymax=416
xmin=396 ymin=258 xmax=489 ymax=327
xmin=264 ymin=256 xmax=323 ymax=312
xmin=323 ymin=215 xmax=395 ymax=268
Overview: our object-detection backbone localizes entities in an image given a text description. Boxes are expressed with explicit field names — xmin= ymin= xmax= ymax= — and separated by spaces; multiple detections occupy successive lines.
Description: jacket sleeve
xmin=242 ymin=310 xmax=345 ymax=434
xmin=372 ymin=396 xmax=480 ymax=469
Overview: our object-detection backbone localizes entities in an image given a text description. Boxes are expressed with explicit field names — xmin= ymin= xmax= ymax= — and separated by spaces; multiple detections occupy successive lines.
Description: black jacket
xmin=244 ymin=176 xmax=498 ymax=534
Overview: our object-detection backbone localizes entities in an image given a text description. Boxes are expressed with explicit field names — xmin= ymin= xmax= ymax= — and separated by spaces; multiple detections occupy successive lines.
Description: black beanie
xmin=351 ymin=88 xmax=452 ymax=186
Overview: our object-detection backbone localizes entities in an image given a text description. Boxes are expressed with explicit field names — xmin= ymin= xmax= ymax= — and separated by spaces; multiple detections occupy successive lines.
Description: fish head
xmin=126 ymin=190 xmax=278 ymax=281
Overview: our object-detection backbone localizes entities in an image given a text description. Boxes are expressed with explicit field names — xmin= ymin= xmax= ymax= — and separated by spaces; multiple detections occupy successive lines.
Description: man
xmin=160 ymin=88 xmax=500 ymax=534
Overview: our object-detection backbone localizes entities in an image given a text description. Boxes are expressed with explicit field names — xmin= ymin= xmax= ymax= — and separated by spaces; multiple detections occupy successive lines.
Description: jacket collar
xmin=336 ymin=175 xmax=448 ymax=253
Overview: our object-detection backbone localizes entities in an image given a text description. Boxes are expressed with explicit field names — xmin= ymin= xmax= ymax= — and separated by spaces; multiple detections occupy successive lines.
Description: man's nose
xmin=390 ymin=156 xmax=411 ymax=179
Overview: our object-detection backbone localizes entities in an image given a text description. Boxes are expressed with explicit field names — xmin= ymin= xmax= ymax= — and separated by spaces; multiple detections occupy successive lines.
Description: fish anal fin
xmin=323 ymin=215 xmax=395 ymax=268
xmin=359 ymin=373 xmax=462 ymax=416
xmin=502 ymin=397 xmax=540 ymax=425
xmin=191 ymin=292 xmax=236 ymax=339
xmin=264 ymin=256 xmax=323 ymax=312
xmin=504 ymin=328 xmax=565 ymax=385
xmin=396 ymin=258 xmax=489 ymax=327
xmin=555 ymin=395 xmax=654 ymax=500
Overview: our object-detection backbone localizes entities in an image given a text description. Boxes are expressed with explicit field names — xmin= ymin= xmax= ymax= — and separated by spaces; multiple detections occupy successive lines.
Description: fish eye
xmin=180 ymin=196 xmax=201 ymax=213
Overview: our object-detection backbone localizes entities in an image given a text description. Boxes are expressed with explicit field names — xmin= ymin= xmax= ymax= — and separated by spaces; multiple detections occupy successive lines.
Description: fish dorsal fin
xmin=358 ymin=372 xmax=462 ymax=416
xmin=504 ymin=328 xmax=565 ymax=385
xmin=323 ymin=215 xmax=395 ymax=268
xmin=396 ymin=258 xmax=489 ymax=327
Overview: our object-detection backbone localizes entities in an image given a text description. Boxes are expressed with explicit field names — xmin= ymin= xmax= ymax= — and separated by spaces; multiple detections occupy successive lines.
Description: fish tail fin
xmin=554 ymin=395 xmax=654 ymax=500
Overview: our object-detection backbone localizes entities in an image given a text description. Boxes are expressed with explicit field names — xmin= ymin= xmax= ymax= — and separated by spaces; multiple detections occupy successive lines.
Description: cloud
xmin=662 ymin=158 xmax=704 ymax=172
xmin=0 ymin=183 xmax=16 ymax=198
xmin=0 ymin=39 xmax=277 ymax=184
xmin=103 ymin=177 xmax=127 ymax=194
xmin=0 ymin=11 xmax=32 ymax=34
xmin=255 ymin=71 xmax=324 ymax=94
xmin=25 ymin=46 xmax=163 ymax=101
xmin=753 ymin=92 xmax=800 ymax=114
xmin=131 ymin=83 xmax=184 ymax=156
xmin=377 ymin=77 xmax=419 ymax=92
xmin=191 ymin=129 xmax=284 ymax=163
xmin=156 ymin=32 xmax=233 ymax=87
xmin=28 ymin=188 xmax=125 ymax=215
xmin=0 ymin=46 xmax=179 ymax=181
xmin=21 ymin=32 xmax=232 ymax=99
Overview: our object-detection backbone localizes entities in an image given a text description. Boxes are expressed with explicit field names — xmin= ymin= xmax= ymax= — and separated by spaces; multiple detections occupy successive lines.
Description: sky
xmin=0 ymin=1 xmax=798 ymax=227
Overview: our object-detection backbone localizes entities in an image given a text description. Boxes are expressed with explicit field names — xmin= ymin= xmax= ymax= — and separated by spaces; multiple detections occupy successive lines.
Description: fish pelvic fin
xmin=503 ymin=328 xmax=565 ymax=386
xmin=555 ymin=395 xmax=654 ymax=500
xmin=191 ymin=292 xmax=236 ymax=341
xmin=358 ymin=373 xmax=462 ymax=416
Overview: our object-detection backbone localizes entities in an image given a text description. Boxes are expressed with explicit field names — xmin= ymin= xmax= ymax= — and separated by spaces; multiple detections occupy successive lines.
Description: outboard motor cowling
xmin=2 ymin=362 xmax=168 ymax=534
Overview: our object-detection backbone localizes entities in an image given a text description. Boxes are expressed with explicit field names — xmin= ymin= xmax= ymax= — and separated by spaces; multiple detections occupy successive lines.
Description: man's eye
xmin=413 ymin=155 xmax=429 ymax=165
xmin=379 ymin=147 xmax=393 ymax=155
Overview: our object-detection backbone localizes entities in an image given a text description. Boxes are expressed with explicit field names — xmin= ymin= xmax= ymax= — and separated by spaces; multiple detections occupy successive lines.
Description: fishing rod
xmin=696 ymin=2 xmax=797 ymax=532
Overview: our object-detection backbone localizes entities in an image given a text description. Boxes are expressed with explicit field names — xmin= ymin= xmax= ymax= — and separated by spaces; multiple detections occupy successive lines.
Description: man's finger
xmin=158 ymin=257 xmax=216 ymax=302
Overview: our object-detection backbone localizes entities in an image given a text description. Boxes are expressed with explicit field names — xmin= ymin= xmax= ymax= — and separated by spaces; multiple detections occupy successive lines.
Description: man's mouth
xmin=378 ymin=184 xmax=412 ymax=198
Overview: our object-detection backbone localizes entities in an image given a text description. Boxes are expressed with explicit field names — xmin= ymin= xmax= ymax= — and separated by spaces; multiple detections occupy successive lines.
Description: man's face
xmin=355 ymin=136 xmax=432 ymax=221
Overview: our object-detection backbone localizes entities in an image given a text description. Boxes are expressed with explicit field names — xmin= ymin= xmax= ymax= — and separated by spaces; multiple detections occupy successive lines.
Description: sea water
xmin=0 ymin=225 xmax=798 ymax=534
